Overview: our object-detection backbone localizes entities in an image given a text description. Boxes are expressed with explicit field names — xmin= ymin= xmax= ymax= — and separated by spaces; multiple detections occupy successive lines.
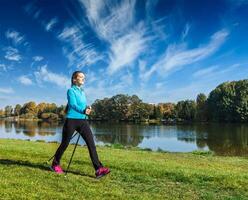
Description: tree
xmin=44 ymin=103 xmax=57 ymax=113
xmin=14 ymin=104 xmax=22 ymax=116
xmin=4 ymin=105 xmax=13 ymax=117
xmin=127 ymin=95 xmax=143 ymax=120
xmin=207 ymin=79 xmax=248 ymax=122
xmin=0 ymin=109 xmax=5 ymax=118
xmin=40 ymin=113 xmax=59 ymax=121
xmin=158 ymin=103 xmax=176 ymax=120
xmin=110 ymin=94 xmax=129 ymax=120
xmin=91 ymin=98 xmax=111 ymax=120
xmin=196 ymin=93 xmax=207 ymax=121
xmin=36 ymin=103 xmax=47 ymax=117
xmin=175 ymin=100 xmax=196 ymax=121
xmin=20 ymin=101 xmax=37 ymax=115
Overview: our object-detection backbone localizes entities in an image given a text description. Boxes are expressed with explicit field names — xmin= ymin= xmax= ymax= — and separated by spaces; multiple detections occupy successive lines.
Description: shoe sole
xmin=96 ymin=170 xmax=110 ymax=179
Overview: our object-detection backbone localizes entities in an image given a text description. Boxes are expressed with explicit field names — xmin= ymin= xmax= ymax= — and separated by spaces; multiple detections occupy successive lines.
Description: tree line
xmin=0 ymin=79 xmax=247 ymax=122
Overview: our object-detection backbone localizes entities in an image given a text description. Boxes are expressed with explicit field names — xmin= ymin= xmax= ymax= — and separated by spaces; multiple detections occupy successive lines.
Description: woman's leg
xmin=77 ymin=121 xmax=102 ymax=170
xmin=53 ymin=119 xmax=75 ymax=165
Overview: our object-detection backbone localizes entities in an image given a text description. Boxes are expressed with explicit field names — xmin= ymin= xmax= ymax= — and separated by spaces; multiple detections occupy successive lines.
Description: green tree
xmin=40 ymin=113 xmax=59 ymax=121
xmin=14 ymin=104 xmax=22 ymax=116
xmin=175 ymin=100 xmax=196 ymax=121
xmin=4 ymin=105 xmax=13 ymax=117
xmin=158 ymin=103 xmax=176 ymax=120
xmin=196 ymin=93 xmax=207 ymax=121
xmin=91 ymin=98 xmax=111 ymax=120
xmin=36 ymin=103 xmax=47 ymax=117
xmin=207 ymin=79 xmax=248 ymax=122
xmin=110 ymin=94 xmax=129 ymax=120
xmin=20 ymin=101 xmax=37 ymax=115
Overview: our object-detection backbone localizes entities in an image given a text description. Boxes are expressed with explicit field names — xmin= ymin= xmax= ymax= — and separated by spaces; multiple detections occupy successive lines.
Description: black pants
xmin=53 ymin=118 xmax=102 ymax=170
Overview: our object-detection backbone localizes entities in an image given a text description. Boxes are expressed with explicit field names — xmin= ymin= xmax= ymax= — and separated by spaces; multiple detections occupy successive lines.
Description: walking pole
xmin=46 ymin=132 xmax=78 ymax=164
xmin=65 ymin=132 xmax=81 ymax=176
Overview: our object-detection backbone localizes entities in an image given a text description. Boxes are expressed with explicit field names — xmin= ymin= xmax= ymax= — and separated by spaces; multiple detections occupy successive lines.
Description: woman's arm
xmin=67 ymin=89 xmax=85 ymax=114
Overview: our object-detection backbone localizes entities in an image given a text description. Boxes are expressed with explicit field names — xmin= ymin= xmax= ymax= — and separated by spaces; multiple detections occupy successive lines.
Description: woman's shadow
xmin=0 ymin=158 xmax=95 ymax=178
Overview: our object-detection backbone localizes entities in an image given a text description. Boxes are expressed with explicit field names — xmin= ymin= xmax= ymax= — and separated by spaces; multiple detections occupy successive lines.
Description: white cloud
xmin=108 ymin=26 xmax=148 ymax=74
xmin=45 ymin=18 xmax=58 ymax=31
xmin=80 ymin=0 xmax=136 ymax=42
xmin=5 ymin=30 xmax=25 ymax=45
xmin=3 ymin=47 xmax=22 ymax=61
xmin=81 ymin=0 xmax=150 ymax=74
xmin=193 ymin=64 xmax=241 ymax=79
xmin=32 ymin=56 xmax=44 ymax=62
xmin=58 ymin=25 xmax=102 ymax=68
xmin=182 ymin=23 xmax=191 ymax=40
xmin=120 ymin=71 xmax=133 ymax=86
xmin=18 ymin=76 xmax=32 ymax=85
xmin=0 ymin=87 xmax=14 ymax=94
xmin=34 ymin=65 xmax=70 ymax=88
xmin=193 ymin=65 xmax=219 ymax=78
xmin=144 ymin=29 xmax=229 ymax=80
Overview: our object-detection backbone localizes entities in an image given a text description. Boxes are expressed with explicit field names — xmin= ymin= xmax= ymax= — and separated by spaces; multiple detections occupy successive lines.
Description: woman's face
xmin=75 ymin=73 xmax=85 ymax=86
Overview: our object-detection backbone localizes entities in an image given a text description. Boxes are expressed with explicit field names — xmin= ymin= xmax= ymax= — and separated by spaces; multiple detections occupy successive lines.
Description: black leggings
xmin=53 ymin=118 xmax=102 ymax=170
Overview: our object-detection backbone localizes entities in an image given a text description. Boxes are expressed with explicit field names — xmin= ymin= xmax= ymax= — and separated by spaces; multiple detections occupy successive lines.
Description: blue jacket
xmin=66 ymin=85 xmax=88 ymax=119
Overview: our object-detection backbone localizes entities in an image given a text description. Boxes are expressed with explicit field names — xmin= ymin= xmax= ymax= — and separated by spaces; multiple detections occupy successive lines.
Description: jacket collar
xmin=72 ymin=85 xmax=83 ymax=91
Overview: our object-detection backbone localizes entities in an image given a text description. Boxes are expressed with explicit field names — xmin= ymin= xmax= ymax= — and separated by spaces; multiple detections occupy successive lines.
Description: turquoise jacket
xmin=66 ymin=85 xmax=88 ymax=119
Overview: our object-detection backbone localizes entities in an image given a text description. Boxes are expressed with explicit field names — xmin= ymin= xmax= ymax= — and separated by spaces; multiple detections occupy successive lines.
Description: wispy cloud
xmin=108 ymin=25 xmax=148 ymax=74
xmin=144 ymin=29 xmax=229 ymax=80
xmin=5 ymin=29 xmax=26 ymax=46
xmin=80 ymin=0 xmax=150 ymax=74
xmin=182 ymin=23 xmax=191 ymax=41
xmin=18 ymin=75 xmax=33 ymax=85
xmin=193 ymin=63 xmax=241 ymax=79
xmin=193 ymin=65 xmax=219 ymax=78
xmin=0 ymin=87 xmax=14 ymax=94
xmin=34 ymin=65 xmax=70 ymax=88
xmin=58 ymin=25 xmax=102 ymax=69
xmin=45 ymin=18 xmax=58 ymax=31
xmin=3 ymin=47 xmax=22 ymax=61
xmin=81 ymin=0 xmax=136 ymax=42
xmin=33 ymin=56 xmax=44 ymax=62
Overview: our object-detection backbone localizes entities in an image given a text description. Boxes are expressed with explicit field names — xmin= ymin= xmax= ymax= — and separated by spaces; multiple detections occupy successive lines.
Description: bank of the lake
xmin=1 ymin=139 xmax=248 ymax=199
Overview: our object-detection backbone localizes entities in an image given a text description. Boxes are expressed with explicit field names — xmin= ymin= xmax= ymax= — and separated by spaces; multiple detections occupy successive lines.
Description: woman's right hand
xmin=85 ymin=106 xmax=92 ymax=115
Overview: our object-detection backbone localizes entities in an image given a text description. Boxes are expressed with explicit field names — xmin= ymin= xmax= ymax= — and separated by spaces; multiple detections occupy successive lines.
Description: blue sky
xmin=0 ymin=0 xmax=248 ymax=108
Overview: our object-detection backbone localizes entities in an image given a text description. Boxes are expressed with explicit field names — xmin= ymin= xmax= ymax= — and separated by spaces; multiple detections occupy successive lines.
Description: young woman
xmin=51 ymin=71 xmax=110 ymax=178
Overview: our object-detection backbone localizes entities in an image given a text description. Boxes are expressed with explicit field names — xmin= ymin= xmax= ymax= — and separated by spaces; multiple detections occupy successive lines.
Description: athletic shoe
xmin=95 ymin=167 xmax=110 ymax=179
xmin=50 ymin=164 xmax=64 ymax=174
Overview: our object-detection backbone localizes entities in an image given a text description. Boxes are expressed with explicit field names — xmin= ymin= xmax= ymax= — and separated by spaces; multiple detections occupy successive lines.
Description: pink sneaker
xmin=51 ymin=164 xmax=64 ymax=174
xmin=95 ymin=167 xmax=110 ymax=179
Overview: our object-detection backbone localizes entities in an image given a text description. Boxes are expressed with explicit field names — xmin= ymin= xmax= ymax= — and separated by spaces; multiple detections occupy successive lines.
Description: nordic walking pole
xmin=65 ymin=133 xmax=81 ymax=176
xmin=46 ymin=132 xmax=78 ymax=164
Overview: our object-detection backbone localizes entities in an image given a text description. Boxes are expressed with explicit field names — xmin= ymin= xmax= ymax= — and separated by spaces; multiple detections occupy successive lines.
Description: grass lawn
xmin=0 ymin=139 xmax=248 ymax=200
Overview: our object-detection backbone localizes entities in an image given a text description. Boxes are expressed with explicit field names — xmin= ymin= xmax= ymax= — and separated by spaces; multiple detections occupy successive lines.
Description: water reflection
xmin=0 ymin=120 xmax=248 ymax=156
xmin=91 ymin=123 xmax=145 ymax=146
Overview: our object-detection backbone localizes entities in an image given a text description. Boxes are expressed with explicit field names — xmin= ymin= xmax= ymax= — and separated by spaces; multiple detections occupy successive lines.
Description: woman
xmin=51 ymin=71 xmax=110 ymax=178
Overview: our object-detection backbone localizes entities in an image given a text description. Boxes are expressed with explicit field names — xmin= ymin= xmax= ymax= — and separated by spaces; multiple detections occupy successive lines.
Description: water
xmin=1 ymin=120 xmax=248 ymax=156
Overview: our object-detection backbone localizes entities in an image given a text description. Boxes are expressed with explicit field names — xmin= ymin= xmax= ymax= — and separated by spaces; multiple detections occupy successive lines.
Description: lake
xmin=0 ymin=120 xmax=248 ymax=156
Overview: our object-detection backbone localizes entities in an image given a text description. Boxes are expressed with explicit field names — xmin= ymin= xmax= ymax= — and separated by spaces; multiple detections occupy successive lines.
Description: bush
xmin=19 ymin=113 xmax=37 ymax=119
xmin=40 ymin=113 xmax=59 ymax=121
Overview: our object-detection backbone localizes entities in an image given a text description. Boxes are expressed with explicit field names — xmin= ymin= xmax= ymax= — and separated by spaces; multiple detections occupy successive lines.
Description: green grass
xmin=0 ymin=139 xmax=248 ymax=200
